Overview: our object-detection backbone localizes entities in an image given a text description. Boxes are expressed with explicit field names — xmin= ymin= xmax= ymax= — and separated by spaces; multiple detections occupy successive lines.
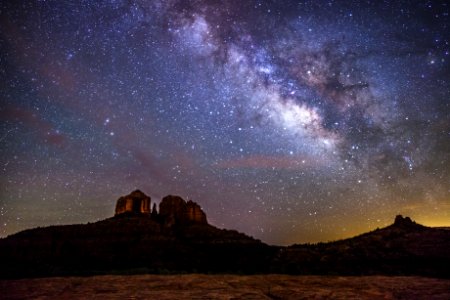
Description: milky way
xmin=1 ymin=1 xmax=449 ymax=244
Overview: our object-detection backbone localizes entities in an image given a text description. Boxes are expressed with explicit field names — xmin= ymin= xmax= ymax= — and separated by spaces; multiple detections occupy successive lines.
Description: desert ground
xmin=1 ymin=274 xmax=450 ymax=299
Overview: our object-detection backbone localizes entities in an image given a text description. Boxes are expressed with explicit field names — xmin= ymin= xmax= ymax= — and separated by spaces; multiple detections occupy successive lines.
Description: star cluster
xmin=1 ymin=1 xmax=449 ymax=244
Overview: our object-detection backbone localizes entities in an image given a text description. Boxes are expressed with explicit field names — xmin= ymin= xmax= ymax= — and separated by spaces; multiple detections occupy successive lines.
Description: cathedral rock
xmin=115 ymin=190 xmax=207 ymax=225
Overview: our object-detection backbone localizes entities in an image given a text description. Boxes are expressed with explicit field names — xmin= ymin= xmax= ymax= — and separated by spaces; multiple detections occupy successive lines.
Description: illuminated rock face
xmin=114 ymin=190 xmax=207 ymax=225
xmin=159 ymin=195 xmax=207 ymax=226
xmin=185 ymin=200 xmax=207 ymax=224
xmin=115 ymin=190 xmax=151 ymax=215
xmin=159 ymin=195 xmax=186 ymax=221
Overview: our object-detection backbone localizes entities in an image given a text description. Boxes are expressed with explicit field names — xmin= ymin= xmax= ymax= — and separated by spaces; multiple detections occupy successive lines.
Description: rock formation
xmin=115 ymin=190 xmax=151 ymax=215
xmin=185 ymin=200 xmax=207 ymax=224
xmin=159 ymin=195 xmax=186 ymax=221
xmin=151 ymin=203 xmax=158 ymax=218
xmin=394 ymin=215 xmax=416 ymax=227
xmin=159 ymin=195 xmax=207 ymax=226
xmin=115 ymin=190 xmax=207 ymax=226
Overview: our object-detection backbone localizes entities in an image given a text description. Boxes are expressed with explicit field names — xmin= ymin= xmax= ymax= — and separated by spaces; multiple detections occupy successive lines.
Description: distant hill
xmin=0 ymin=191 xmax=449 ymax=278
xmin=273 ymin=215 xmax=450 ymax=276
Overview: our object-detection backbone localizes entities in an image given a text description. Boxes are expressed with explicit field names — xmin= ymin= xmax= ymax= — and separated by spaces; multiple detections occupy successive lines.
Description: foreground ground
xmin=1 ymin=274 xmax=450 ymax=299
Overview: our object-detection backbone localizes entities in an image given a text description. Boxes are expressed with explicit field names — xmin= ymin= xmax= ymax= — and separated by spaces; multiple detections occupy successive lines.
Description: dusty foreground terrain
xmin=1 ymin=274 xmax=450 ymax=299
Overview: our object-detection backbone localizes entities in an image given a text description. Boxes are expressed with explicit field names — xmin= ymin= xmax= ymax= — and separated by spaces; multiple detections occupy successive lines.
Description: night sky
xmin=1 ymin=1 xmax=449 ymax=245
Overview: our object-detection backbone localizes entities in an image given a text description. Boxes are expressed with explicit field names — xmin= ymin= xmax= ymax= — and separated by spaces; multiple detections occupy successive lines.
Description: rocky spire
xmin=151 ymin=203 xmax=158 ymax=218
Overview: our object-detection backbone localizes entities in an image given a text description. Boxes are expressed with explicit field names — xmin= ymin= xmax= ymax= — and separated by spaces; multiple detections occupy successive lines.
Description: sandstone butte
xmin=115 ymin=189 xmax=207 ymax=226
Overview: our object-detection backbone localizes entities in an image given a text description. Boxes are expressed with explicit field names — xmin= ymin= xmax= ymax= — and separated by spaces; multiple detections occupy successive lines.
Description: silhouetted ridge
xmin=276 ymin=215 xmax=450 ymax=276
xmin=1 ymin=192 xmax=449 ymax=279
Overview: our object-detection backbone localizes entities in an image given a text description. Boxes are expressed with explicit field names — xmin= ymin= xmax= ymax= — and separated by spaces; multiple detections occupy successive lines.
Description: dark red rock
xmin=114 ymin=191 xmax=207 ymax=226
xmin=159 ymin=195 xmax=207 ymax=226
xmin=115 ymin=190 xmax=151 ymax=216
xmin=185 ymin=200 xmax=207 ymax=224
